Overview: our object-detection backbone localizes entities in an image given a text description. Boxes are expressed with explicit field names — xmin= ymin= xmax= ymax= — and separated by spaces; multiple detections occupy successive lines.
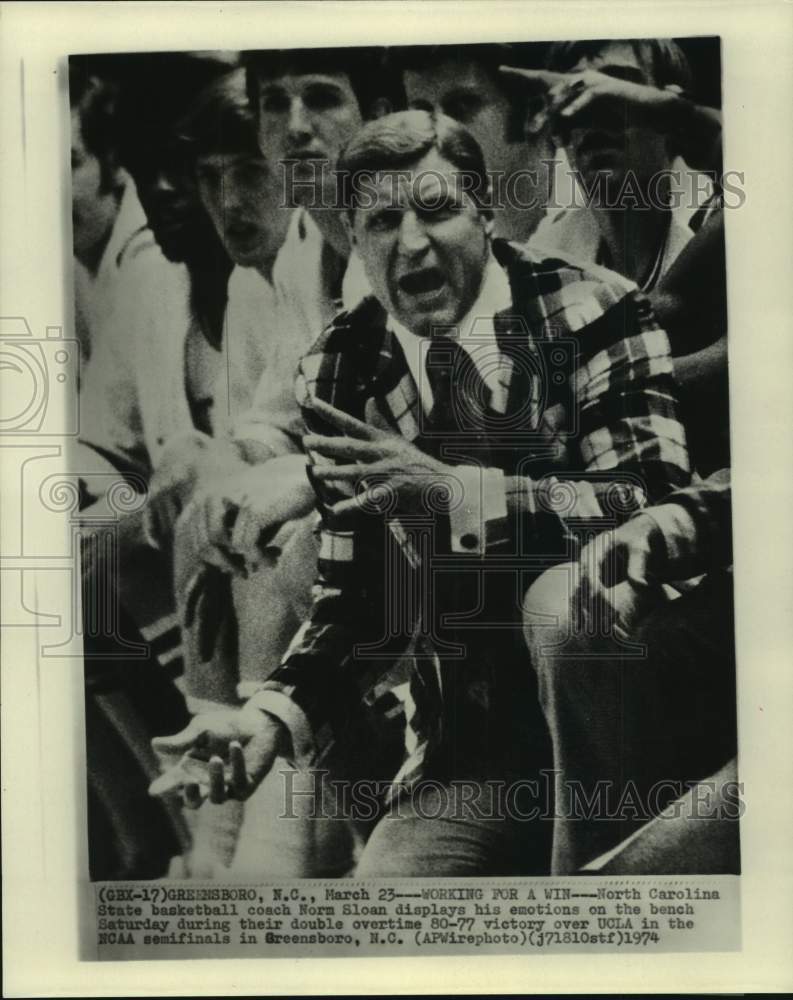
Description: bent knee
xmin=522 ymin=563 xmax=577 ymax=662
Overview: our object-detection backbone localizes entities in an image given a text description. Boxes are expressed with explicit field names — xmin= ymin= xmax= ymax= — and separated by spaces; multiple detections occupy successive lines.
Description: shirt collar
xmin=386 ymin=248 xmax=512 ymax=412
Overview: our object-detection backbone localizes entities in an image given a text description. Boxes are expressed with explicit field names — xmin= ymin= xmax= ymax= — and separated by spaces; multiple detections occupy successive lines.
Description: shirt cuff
xmin=448 ymin=466 xmax=508 ymax=555
xmin=246 ymin=687 xmax=315 ymax=767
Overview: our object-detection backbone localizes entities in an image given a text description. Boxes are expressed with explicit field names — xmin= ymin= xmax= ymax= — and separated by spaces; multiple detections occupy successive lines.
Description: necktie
xmin=424 ymin=337 xmax=492 ymax=440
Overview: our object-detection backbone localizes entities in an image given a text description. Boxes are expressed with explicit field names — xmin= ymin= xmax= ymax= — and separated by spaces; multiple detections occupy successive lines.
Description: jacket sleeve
xmin=248 ymin=341 xmax=414 ymax=763
xmin=642 ymin=467 xmax=732 ymax=579
xmin=446 ymin=288 xmax=692 ymax=560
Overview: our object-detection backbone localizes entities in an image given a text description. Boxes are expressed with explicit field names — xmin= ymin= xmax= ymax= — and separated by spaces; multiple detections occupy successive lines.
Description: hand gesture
xmin=499 ymin=65 xmax=680 ymax=139
xmin=303 ymin=397 xmax=454 ymax=517
xmin=149 ymin=703 xmax=287 ymax=806
xmin=176 ymin=454 xmax=316 ymax=575
xmin=144 ymin=431 xmax=244 ymax=550
xmin=573 ymin=512 xmax=668 ymax=636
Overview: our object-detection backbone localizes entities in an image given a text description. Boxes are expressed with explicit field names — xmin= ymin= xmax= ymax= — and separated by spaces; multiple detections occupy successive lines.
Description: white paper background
xmin=2 ymin=0 xmax=792 ymax=994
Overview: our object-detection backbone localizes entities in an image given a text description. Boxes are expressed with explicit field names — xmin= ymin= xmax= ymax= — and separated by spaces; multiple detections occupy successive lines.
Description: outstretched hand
xmin=149 ymin=704 xmax=287 ymax=806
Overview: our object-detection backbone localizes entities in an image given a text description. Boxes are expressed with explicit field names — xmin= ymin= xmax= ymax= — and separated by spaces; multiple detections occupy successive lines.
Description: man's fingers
xmin=148 ymin=765 xmax=189 ymax=798
xmin=229 ymin=741 xmax=248 ymax=799
xmin=208 ymin=756 xmax=227 ymax=805
xmin=151 ymin=717 xmax=208 ymax=759
xmin=499 ymin=65 xmax=567 ymax=90
xmin=311 ymin=463 xmax=371 ymax=482
xmin=304 ymin=434 xmax=386 ymax=461
xmin=626 ymin=544 xmax=651 ymax=590
xmin=229 ymin=509 xmax=268 ymax=566
xmin=558 ymin=89 xmax=594 ymax=119
xmin=202 ymin=543 xmax=244 ymax=576
xmin=329 ymin=489 xmax=380 ymax=517
xmin=304 ymin=397 xmax=379 ymax=440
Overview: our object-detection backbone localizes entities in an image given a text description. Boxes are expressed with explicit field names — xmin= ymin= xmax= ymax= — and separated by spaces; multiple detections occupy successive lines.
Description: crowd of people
xmin=72 ymin=38 xmax=736 ymax=881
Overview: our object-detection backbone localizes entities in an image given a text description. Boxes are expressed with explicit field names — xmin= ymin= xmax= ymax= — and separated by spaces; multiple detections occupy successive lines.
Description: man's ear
xmin=102 ymin=155 xmax=127 ymax=199
xmin=482 ymin=212 xmax=495 ymax=240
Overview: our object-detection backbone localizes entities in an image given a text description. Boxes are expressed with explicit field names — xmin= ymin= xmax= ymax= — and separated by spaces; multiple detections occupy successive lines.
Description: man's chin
xmin=394 ymin=302 xmax=459 ymax=339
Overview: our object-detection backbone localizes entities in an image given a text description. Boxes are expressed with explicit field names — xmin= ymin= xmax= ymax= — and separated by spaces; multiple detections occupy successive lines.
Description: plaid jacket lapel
xmin=366 ymin=329 xmax=423 ymax=443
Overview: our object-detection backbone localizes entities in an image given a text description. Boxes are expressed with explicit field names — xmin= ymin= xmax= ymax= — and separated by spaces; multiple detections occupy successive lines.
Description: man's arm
xmin=573 ymin=468 xmax=732 ymax=632
xmin=640 ymin=467 xmax=732 ymax=580
xmin=236 ymin=351 xmax=415 ymax=765
xmin=457 ymin=286 xmax=692 ymax=558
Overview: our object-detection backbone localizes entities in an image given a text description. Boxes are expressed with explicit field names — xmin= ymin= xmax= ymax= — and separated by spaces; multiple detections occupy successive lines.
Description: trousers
xmin=522 ymin=562 xmax=737 ymax=873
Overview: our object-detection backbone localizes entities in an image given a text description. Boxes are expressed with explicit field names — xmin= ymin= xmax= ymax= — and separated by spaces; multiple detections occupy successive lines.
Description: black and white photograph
xmin=2 ymin=0 xmax=793 ymax=991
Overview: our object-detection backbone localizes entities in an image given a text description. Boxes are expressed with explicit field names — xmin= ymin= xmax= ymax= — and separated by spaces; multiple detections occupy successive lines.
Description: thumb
xmin=151 ymin=717 xmax=207 ymax=759
xmin=626 ymin=543 xmax=651 ymax=589
xmin=148 ymin=765 xmax=190 ymax=798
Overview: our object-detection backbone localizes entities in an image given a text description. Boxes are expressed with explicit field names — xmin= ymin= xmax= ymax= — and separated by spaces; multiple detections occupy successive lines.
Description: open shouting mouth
xmin=398 ymin=266 xmax=446 ymax=299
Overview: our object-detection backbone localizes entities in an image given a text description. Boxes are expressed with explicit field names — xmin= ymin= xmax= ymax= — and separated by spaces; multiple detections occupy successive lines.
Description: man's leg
xmin=523 ymin=562 xmax=736 ymax=873
xmin=354 ymin=779 xmax=541 ymax=877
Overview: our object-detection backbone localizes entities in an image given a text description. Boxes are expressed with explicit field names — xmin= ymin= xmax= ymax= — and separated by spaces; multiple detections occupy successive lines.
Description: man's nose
xmin=287 ymin=98 xmax=313 ymax=143
xmin=398 ymin=210 xmax=429 ymax=254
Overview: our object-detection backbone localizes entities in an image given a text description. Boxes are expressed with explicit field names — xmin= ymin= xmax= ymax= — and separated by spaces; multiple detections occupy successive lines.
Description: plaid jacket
xmin=250 ymin=239 xmax=691 ymax=786
xmin=643 ymin=467 xmax=731 ymax=580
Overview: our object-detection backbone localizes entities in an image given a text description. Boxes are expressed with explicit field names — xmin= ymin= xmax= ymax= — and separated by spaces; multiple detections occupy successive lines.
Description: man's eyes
xmin=367 ymin=208 xmax=402 ymax=231
xmin=302 ymin=85 xmax=344 ymax=110
xmin=443 ymin=94 xmax=482 ymax=123
xmin=259 ymin=89 xmax=290 ymax=113
xmin=421 ymin=201 xmax=462 ymax=222
xmin=259 ymin=85 xmax=345 ymax=113
xmin=366 ymin=203 xmax=462 ymax=231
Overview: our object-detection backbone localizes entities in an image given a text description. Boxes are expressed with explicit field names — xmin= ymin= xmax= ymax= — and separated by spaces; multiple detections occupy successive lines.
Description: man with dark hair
xmin=152 ymin=110 xmax=690 ymax=877
xmin=396 ymin=41 xmax=555 ymax=241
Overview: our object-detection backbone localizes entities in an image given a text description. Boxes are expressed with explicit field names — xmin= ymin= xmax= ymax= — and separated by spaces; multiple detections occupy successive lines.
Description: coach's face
xmin=351 ymin=148 xmax=490 ymax=338
xmin=255 ymin=71 xmax=362 ymax=203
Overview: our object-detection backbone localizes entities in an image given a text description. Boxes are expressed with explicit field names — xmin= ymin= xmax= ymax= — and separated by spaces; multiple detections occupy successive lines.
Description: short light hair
xmin=338 ymin=109 xmax=491 ymax=218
